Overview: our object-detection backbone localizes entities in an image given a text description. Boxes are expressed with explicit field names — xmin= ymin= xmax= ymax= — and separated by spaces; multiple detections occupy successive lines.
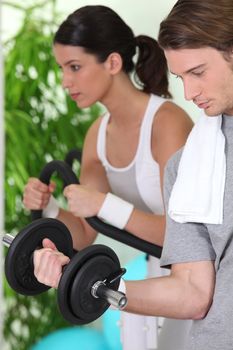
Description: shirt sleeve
xmin=160 ymin=150 xmax=216 ymax=268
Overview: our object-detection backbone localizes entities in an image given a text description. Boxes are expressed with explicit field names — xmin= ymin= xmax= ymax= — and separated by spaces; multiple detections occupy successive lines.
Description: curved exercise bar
xmin=31 ymin=160 xmax=162 ymax=258
xmin=65 ymin=148 xmax=82 ymax=168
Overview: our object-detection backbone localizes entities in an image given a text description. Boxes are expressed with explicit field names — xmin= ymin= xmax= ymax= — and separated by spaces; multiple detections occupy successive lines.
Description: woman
xmin=23 ymin=5 xmax=193 ymax=350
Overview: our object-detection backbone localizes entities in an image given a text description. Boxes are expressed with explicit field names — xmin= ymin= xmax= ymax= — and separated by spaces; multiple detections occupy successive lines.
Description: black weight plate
xmin=5 ymin=218 xmax=73 ymax=296
xmin=57 ymin=244 xmax=120 ymax=325
xmin=70 ymin=254 xmax=118 ymax=322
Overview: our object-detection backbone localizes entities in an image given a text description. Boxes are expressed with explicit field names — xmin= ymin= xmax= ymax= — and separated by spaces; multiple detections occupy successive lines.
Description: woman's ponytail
xmin=134 ymin=35 xmax=172 ymax=98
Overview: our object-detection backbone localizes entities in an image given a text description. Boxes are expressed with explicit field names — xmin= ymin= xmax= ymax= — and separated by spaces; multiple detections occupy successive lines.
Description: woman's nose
xmin=62 ymin=73 xmax=73 ymax=89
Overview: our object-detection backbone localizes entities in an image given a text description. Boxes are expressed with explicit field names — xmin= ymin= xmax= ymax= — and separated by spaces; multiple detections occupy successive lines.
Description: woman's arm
xmin=58 ymin=117 xmax=111 ymax=250
xmin=23 ymin=117 xmax=111 ymax=251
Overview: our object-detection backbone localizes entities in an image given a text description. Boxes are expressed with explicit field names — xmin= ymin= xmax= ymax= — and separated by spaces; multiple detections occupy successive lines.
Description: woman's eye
xmin=71 ymin=65 xmax=80 ymax=72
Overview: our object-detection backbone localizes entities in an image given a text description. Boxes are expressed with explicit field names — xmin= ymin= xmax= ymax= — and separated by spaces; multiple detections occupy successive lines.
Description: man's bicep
xmin=172 ymin=259 xmax=215 ymax=282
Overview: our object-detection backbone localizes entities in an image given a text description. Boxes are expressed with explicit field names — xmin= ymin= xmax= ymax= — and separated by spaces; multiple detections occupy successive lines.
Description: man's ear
xmin=105 ymin=52 xmax=123 ymax=74
xmin=228 ymin=46 xmax=233 ymax=60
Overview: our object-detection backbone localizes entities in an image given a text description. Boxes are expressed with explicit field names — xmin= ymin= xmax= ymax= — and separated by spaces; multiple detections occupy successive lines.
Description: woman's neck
xmin=101 ymin=75 xmax=150 ymax=127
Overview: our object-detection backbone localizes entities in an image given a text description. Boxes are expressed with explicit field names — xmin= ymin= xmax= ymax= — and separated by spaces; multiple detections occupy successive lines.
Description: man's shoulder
xmin=166 ymin=146 xmax=184 ymax=174
xmin=163 ymin=147 xmax=184 ymax=195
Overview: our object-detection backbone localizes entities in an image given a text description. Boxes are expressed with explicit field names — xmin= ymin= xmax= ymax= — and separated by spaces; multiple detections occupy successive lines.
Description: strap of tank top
xmin=138 ymin=94 xmax=167 ymax=160
xmin=97 ymin=112 xmax=110 ymax=168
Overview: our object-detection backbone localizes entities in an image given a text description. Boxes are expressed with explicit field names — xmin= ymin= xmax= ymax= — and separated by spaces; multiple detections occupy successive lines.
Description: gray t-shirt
xmin=161 ymin=115 xmax=233 ymax=350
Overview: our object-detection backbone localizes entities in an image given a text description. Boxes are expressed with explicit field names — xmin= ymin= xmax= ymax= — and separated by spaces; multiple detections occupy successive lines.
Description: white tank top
xmin=97 ymin=94 xmax=166 ymax=215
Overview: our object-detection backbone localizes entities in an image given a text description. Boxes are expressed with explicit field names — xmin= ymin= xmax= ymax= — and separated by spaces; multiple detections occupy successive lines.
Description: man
xmin=125 ymin=1 xmax=233 ymax=349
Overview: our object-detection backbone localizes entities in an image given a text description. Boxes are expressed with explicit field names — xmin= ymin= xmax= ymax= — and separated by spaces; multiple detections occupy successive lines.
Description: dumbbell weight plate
xmin=57 ymin=244 xmax=121 ymax=325
xmin=71 ymin=255 xmax=118 ymax=321
xmin=5 ymin=218 xmax=73 ymax=296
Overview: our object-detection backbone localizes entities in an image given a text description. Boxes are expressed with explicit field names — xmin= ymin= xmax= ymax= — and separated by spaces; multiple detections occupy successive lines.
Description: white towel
xmin=168 ymin=112 xmax=226 ymax=224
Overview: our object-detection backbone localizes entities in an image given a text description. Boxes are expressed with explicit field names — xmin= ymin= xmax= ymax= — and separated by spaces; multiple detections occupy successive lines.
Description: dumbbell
xmin=3 ymin=217 xmax=127 ymax=325
xmin=31 ymin=160 xmax=163 ymax=258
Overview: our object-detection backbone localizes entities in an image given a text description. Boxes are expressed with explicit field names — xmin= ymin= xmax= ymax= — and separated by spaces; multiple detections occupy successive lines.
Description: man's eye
xmin=192 ymin=71 xmax=204 ymax=76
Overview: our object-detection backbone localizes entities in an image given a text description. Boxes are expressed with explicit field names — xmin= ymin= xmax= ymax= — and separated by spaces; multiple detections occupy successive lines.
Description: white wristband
xmin=42 ymin=196 xmax=59 ymax=219
xmin=97 ymin=193 xmax=134 ymax=229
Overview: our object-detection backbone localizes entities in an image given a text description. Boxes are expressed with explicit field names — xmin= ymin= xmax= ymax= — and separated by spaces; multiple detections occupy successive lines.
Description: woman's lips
xmin=70 ymin=93 xmax=80 ymax=101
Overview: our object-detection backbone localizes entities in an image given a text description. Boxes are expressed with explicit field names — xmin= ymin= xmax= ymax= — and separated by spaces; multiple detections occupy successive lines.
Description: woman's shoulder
xmin=151 ymin=100 xmax=193 ymax=164
xmin=158 ymin=100 xmax=192 ymax=122
xmin=154 ymin=100 xmax=194 ymax=134
xmin=84 ymin=113 xmax=107 ymax=140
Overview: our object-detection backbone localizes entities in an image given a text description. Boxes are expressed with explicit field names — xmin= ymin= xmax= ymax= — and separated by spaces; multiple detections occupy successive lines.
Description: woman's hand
xmin=33 ymin=238 xmax=70 ymax=289
xmin=64 ymin=184 xmax=105 ymax=218
xmin=23 ymin=178 xmax=56 ymax=210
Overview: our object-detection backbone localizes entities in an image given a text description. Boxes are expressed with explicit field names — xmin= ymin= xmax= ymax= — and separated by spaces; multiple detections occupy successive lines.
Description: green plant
xmin=3 ymin=1 xmax=102 ymax=349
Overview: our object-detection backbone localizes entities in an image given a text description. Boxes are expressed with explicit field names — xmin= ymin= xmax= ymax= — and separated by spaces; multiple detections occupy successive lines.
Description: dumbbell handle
xmin=3 ymin=234 xmax=127 ymax=310
xmin=91 ymin=280 xmax=127 ymax=310
xmin=2 ymin=233 xmax=14 ymax=248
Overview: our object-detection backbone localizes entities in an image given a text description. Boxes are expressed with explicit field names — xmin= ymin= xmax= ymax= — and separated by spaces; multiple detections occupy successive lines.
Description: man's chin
xmin=204 ymin=107 xmax=222 ymax=117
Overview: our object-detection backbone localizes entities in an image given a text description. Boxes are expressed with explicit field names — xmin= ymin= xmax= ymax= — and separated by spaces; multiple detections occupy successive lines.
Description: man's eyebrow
xmin=170 ymin=63 xmax=206 ymax=76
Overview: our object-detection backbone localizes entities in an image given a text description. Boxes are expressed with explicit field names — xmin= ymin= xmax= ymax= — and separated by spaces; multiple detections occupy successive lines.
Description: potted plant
xmin=3 ymin=1 xmax=102 ymax=349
